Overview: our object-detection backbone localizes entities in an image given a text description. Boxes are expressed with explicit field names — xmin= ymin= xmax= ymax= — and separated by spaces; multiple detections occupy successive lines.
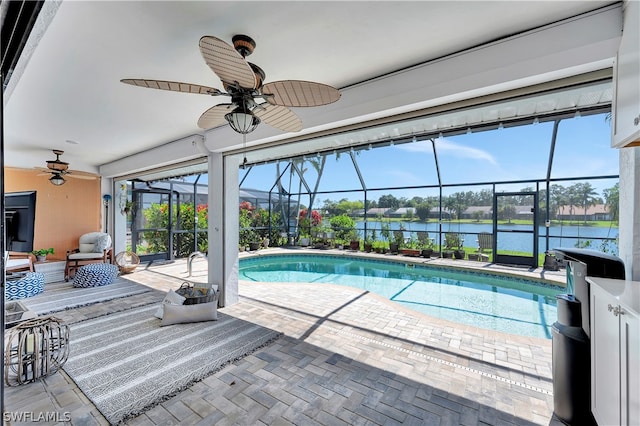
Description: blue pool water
xmin=239 ymin=254 xmax=565 ymax=339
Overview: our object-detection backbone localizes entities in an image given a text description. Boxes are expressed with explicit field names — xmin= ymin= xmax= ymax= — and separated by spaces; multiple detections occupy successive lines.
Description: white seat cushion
xmin=6 ymin=258 xmax=31 ymax=269
xmin=77 ymin=232 xmax=112 ymax=254
xmin=68 ymin=252 xmax=105 ymax=260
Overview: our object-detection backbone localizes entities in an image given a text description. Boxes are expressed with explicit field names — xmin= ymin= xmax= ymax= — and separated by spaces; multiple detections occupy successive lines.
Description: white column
xmin=208 ymin=152 xmax=240 ymax=306
xmin=619 ymin=147 xmax=640 ymax=280
xmin=112 ymin=180 xmax=129 ymax=256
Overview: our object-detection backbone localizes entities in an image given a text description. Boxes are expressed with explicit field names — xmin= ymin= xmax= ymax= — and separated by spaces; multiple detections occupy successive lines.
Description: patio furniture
xmin=72 ymin=263 xmax=119 ymax=288
xmin=476 ymin=232 xmax=493 ymax=261
xmin=5 ymin=300 xmax=37 ymax=329
xmin=65 ymin=232 xmax=113 ymax=281
xmin=4 ymin=316 xmax=70 ymax=386
xmin=4 ymin=251 xmax=34 ymax=274
xmin=34 ymin=260 xmax=66 ymax=284
xmin=5 ymin=272 xmax=45 ymax=300
xmin=115 ymin=251 xmax=140 ymax=274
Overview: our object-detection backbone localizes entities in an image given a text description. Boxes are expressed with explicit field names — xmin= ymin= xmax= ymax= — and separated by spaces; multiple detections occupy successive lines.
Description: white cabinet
xmin=588 ymin=277 xmax=640 ymax=426
xmin=591 ymin=283 xmax=621 ymax=423
xmin=621 ymin=308 xmax=640 ymax=426
xmin=611 ymin=0 xmax=640 ymax=148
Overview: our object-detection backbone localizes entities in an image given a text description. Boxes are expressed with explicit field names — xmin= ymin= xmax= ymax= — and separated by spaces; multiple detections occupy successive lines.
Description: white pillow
xmin=93 ymin=234 xmax=111 ymax=253
xmin=154 ymin=289 xmax=186 ymax=319
xmin=160 ymin=301 xmax=218 ymax=326
xmin=79 ymin=243 xmax=95 ymax=253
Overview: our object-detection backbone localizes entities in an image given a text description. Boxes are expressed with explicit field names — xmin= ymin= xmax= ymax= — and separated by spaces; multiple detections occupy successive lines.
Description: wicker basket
xmin=175 ymin=282 xmax=218 ymax=305
xmin=115 ymin=251 xmax=140 ymax=274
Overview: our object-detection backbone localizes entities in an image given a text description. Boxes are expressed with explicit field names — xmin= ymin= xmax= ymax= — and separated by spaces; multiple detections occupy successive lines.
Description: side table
xmin=34 ymin=259 xmax=66 ymax=284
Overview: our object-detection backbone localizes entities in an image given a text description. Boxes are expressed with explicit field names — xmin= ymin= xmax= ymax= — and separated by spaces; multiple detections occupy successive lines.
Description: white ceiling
xmin=3 ymin=1 xmax=619 ymax=175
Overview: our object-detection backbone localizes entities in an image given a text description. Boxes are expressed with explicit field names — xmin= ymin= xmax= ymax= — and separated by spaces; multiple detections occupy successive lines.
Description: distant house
xmin=352 ymin=209 xmax=366 ymax=217
xmin=515 ymin=205 xmax=534 ymax=218
xmin=427 ymin=208 xmax=453 ymax=220
xmin=461 ymin=206 xmax=492 ymax=219
xmin=388 ymin=207 xmax=416 ymax=218
xmin=557 ymin=204 xmax=612 ymax=221
xmin=366 ymin=207 xmax=392 ymax=217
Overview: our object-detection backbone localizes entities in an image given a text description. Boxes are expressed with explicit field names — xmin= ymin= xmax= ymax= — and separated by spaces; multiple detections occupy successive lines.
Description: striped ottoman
xmin=73 ymin=264 xmax=119 ymax=288
xmin=6 ymin=272 xmax=45 ymax=300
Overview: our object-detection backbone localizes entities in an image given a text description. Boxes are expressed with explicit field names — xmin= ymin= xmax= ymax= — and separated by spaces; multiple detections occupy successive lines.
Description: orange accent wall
xmin=4 ymin=167 xmax=102 ymax=259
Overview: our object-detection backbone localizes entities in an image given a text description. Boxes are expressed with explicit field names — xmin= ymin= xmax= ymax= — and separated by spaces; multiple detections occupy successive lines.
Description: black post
xmin=103 ymin=194 xmax=111 ymax=233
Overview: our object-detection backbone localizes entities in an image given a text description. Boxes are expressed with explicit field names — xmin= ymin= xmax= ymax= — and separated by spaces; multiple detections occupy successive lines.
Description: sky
xmin=238 ymin=112 xmax=619 ymax=203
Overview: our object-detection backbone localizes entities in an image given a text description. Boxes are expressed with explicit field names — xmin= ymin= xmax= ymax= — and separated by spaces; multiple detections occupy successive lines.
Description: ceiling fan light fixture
xmin=47 ymin=161 xmax=69 ymax=171
xmin=49 ymin=173 xmax=66 ymax=186
xmin=231 ymin=34 xmax=256 ymax=57
xmin=225 ymin=108 xmax=261 ymax=134
xmin=47 ymin=149 xmax=69 ymax=171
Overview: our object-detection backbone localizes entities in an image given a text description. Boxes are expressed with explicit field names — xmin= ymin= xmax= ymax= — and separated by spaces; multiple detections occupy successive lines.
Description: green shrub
xmin=330 ymin=214 xmax=357 ymax=241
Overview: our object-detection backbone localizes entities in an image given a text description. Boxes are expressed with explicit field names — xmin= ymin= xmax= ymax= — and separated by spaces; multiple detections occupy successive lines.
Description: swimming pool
xmin=239 ymin=254 xmax=566 ymax=339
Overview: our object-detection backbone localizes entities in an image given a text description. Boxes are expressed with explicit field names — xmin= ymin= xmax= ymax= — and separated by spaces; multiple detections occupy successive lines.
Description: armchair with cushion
xmin=65 ymin=232 xmax=113 ymax=281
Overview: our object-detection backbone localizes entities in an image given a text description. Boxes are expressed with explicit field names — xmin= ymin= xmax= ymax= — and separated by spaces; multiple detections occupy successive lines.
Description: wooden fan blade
xmin=261 ymin=80 xmax=341 ymax=107
xmin=253 ymin=104 xmax=303 ymax=132
xmin=197 ymin=103 xmax=235 ymax=130
xmin=199 ymin=36 xmax=256 ymax=89
xmin=120 ymin=79 xmax=223 ymax=95
xmin=66 ymin=171 xmax=98 ymax=180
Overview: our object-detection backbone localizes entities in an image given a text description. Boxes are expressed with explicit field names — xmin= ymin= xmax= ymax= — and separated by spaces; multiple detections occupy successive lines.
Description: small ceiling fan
xmin=121 ymin=34 xmax=341 ymax=134
xmin=35 ymin=150 xmax=97 ymax=186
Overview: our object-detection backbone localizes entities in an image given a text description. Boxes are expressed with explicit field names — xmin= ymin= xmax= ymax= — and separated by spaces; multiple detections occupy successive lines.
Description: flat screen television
xmin=5 ymin=191 xmax=37 ymax=253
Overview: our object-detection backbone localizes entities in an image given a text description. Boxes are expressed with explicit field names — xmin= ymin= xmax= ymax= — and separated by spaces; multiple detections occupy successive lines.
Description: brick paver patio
xmin=4 ymin=249 xmax=566 ymax=425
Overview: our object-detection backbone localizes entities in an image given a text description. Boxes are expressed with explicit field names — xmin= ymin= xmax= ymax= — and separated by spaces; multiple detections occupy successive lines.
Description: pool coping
xmin=239 ymin=246 xmax=567 ymax=288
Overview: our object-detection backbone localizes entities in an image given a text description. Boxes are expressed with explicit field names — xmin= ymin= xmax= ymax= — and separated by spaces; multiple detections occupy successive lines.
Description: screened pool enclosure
xmin=120 ymin=78 xmax=619 ymax=267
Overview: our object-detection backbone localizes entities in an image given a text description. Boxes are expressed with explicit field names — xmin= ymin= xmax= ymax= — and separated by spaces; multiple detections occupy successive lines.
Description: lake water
xmin=356 ymin=221 xmax=619 ymax=254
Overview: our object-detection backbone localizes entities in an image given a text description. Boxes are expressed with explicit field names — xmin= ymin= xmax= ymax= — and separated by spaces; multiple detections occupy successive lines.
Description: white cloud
xmin=435 ymin=139 xmax=497 ymax=165
xmin=397 ymin=138 xmax=497 ymax=165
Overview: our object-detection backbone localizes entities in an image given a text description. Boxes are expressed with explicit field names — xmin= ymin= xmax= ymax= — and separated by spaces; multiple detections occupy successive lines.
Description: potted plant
xmin=400 ymin=234 xmax=421 ymax=257
xmin=363 ymin=229 xmax=376 ymax=252
xmin=123 ymin=200 xmax=135 ymax=214
xmin=417 ymin=231 xmax=434 ymax=258
xmin=32 ymin=248 xmax=54 ymax=262
xmin=444 ymin=233 xmax=465 ymax=259
xmin=298 ymin=217 xmax=311 ymax=246
xmin=346 ymin=230 xmax=359 ymax=251
xmin=372 ymin=240 xmax=388 ymax=254
xmin=380 ymin=219 xmax=391 ymax=250
xmin=390 ymin=229 xmax=404 ymax=254
xmin=454 ymin=248 xmax=466 ymax=260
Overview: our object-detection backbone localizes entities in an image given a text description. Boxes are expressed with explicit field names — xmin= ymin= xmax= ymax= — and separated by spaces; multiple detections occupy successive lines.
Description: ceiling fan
xmin=35 ymin=150 xmax=97 ymax=186
xmin=121 ymin=34 xmax=341 ymax=134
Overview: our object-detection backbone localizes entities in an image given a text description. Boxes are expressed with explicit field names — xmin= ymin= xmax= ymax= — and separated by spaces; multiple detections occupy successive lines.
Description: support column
xmin=208 ymin=152 xmax=240 ymax=306
xmin=619 ymin=147 xmax=640 ymax=280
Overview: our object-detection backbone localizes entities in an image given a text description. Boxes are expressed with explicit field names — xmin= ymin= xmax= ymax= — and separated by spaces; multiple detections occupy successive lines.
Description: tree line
xmin=318 ymin=182 xmax=619 ymax=222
